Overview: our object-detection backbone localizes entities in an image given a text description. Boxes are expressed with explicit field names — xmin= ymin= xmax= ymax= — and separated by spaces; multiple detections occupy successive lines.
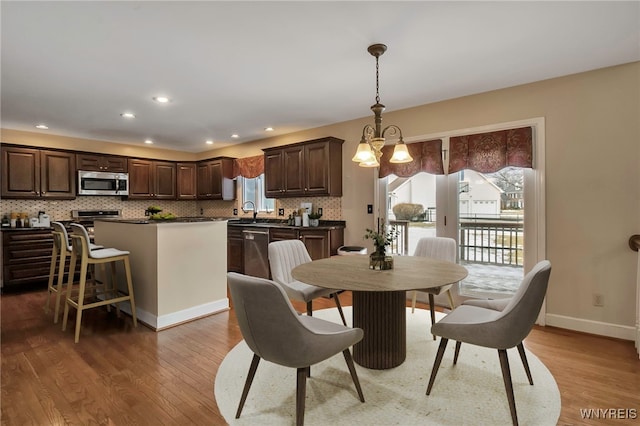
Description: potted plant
xmin=364 ymin=222 xmax=398 ymax=270
xmin=308 ymin=210 xmax=322 ymax=227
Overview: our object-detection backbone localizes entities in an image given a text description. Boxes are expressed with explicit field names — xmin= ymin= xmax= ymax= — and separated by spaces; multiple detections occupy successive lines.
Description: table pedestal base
xmin=353 ymin=290 xmax=406 ymax=369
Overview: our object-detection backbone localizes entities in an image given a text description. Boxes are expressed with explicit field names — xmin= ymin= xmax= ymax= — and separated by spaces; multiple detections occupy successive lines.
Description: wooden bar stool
xmin=62 ymin=223 xmax=137 ymax=343
xmin=45 ymin=222 xmax=104 ymax=323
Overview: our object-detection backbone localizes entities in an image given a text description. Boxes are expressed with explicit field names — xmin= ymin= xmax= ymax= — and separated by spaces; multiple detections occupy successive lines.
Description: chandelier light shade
xmin=352 ymin=43 xmax=413 ymax=168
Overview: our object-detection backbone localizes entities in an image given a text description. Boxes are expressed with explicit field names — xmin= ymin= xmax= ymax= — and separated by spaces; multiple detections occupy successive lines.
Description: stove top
xmin=71 ymin=209 xmax=122 ymax=220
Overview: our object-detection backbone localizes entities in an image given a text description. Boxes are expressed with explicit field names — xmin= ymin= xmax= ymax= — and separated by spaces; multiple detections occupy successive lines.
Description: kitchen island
xmin=93 ymin=218 xmax=229 ymax=330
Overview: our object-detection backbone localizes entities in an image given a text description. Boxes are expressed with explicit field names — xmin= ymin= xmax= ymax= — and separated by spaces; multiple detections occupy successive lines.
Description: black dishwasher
xmin=242 ymin=229 xmax=270 ymax=279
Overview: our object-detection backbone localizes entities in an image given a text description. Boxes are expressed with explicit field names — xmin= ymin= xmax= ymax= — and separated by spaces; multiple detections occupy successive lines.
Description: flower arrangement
xmin=364 ymin=222 xmax=399 ymax=256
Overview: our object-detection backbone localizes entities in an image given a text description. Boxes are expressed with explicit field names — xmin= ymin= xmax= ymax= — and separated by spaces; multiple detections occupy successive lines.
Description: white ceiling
xmin=2 ymin=1 xmax=639 ymax=153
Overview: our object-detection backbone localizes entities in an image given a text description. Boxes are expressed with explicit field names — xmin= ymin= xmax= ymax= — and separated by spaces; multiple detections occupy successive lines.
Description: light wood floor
xmin=1 ymin=289 xmax=638 ymax=425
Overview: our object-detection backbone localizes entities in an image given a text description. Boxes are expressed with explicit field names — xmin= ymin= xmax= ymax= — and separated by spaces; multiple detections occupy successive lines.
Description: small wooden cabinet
xmin=176 ymin=162 xmax=197 ymax=200
xmin=1 ymin=145 xmax=76 ymax=199
xmin=128 ymin=159 xmax=176 ymax=200
xmin=227 ymin=227 xmax=244 ymax=273
xmin=2 ymin=229 xmax=55 ymax=289
xmin=197 ymin=158 xmax=235 ymax=200
xmin=76 ymin=153 xmax=127 ymax=172
xmin=263 ymin=137 xmax=343 ymax=198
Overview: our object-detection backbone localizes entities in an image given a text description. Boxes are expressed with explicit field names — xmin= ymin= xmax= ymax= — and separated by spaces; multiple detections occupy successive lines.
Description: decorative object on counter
xmin=351 ymin=43 xmax=413 ymax=168
xmin=364 ymin=220 xmax=398 ymax=270
xmin=294 ymin=210 xmax=301 ymax=227
xmin=146 ymin=206 xmax=162 ymax=216
xmin=308 ymin=210 xmax=322 ymax=227
xmin=1 ymin=215 xmax=9 ymax=228
xmin=302 ymin=211 xmax=309 ymax=227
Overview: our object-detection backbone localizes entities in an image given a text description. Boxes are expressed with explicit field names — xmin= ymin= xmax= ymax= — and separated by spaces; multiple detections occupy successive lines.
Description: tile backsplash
xmin=1 ymin=196 xmax=342 ymax=222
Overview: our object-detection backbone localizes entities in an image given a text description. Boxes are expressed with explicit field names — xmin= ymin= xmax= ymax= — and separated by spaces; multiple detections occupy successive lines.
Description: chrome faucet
xmin=242 ymin=200 xmax=257 ymax=221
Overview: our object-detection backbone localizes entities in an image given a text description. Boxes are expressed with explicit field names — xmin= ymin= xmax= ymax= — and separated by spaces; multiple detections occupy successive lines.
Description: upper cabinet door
xmin=128 ymin=159 xmax=154 ymax=199
xmin=1 ymin=146 xmax=75 ymax=199
xmin=262 ymin=137 xmax=343 ymax=198
xmin=196 ymin=158 xmax=235 ymax=200
xmin=283 ymin=145 xmax=305 ymax=195
xmin=154 ymin=161 xmax=176 ymax=199
xmin=40 ymin=150 xmax=76 ymax=198
xmin=77 ymin=154 xmax=127 ymax=172
xmin=264 ymin=151 xmax=284 ymax=198
xmin=177 ymin=162 xmax=197 ymax=200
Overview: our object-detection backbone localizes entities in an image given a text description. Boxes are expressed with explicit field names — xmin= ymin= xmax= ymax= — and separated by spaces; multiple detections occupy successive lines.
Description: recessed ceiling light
xmin=35 ymin=124 xmax=49 ymax=129
xmin=231 ymin=134 xmax=239 ymax=139
xmin=264 ymin=127 xmax=274 ymax=132
xmin=153 ymin=96 xmax=170 ymax=103
xmin=121 ymin=112 xmax=136 ymax=119
xmin=144 ymin=139 xmax=153 ymax=144
xmin=205 ymin=140 xmax=214 ymax=145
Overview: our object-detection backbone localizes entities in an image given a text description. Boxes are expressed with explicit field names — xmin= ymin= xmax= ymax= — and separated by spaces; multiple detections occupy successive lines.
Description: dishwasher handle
xmin=243 ymin=229 xmax=269 ymax=240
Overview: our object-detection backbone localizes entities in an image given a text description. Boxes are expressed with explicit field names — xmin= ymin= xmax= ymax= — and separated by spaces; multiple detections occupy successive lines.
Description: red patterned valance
xmin=233 ymin=155 xmax=264 ymax=179
xmin=449 ymin=127 xmax=532 ymax=174
xmin=378 ymin=139 xmax=444 ymax=178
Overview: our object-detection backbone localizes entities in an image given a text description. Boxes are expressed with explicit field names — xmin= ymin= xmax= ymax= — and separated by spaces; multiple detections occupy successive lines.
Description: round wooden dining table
xmin=292 ymin=255 xmax=468 ymax=369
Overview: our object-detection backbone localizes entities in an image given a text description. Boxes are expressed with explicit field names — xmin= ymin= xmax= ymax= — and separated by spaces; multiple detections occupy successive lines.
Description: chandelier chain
xmin=375 ymin=55 xmax=380 ymax=104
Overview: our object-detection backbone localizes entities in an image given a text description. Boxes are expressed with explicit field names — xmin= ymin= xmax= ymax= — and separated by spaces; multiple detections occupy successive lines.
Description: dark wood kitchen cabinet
xmin=176 ymin=162 xmax=197 ymax=200
xmin=1 ymin=145 xmax=76 ymax=199
xmin=2 ymin=229 xmax=55 ymax=289
xmin=128 ymin=159 xmax=176 ymax=200
xmin=227 ymin=226 xmax=244 ymax=273
xmin=197 ymin=158 xmax=235 ymax=200
xmin=263 ymin=137 xmax=343 ymax=198
xmin=76 ymin=153 xmax=128 ymax=172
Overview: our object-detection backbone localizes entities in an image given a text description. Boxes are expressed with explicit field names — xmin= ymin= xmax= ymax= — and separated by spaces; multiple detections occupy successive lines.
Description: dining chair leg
xmin=516 ymin=343 xmax=534 ymax=385
xmin=333 ymin=293 xmax=347 ymax=326
xmin=74 ymin=261 xmax=89 ymax=343
xmin=296 ymin=367 xmax=307 ymax=426
xmin=52 ymin=251 xmax=67 ymax=324
xmin=428 ymin=293 xmax=436 ymax=340
xmin=342 ymin=349 xmax=365 ymax=402
xmin=123 ymin=256 xmax=137 ymax=327
xmin=453 ymin=341 xmax=462 ymax=365
xmin=411 ymin=290 xmax=417 ymax=313
xmin=426 ymin=338 xmax=448 ymax=395
xmin=306 ymin=301 xmax=312 ymax=317
xmin=235 ymin=354 xmax=260 ymax=419
xmin=45 ymin=244 xmax=59 ymax=314
xmin=61 ymin=252 xmax=78 ymax=332
xmin=446 ymin=289 xmax=455 ymax=310
xmin=498 ymin=349 xmax=519 ymax=426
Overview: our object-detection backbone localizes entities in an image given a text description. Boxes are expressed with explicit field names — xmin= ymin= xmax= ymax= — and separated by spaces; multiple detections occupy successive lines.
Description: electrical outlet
xmin=200 ymin=208 xmax=204 ymax=215
xmin=367 ymin=204 xmax=373 ymax=214
xmin=318 ymin=208 xmax=323 ymax=216
xmin=233 ymin=208 xmax=238 ymax=216
xmin=278 ymin=208 xmax=285 ymax=216
xmin=593 ymin=293 xmax=604 ymax=307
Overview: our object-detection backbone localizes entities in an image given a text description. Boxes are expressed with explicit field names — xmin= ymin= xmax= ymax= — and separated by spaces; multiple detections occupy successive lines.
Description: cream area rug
xmin=214 ymin=307 xmax=561 ymax=425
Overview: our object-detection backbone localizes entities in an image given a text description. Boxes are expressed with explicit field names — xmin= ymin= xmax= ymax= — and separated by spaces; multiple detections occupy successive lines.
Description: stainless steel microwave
xmin=78 ymin=170 xmax=129 ymax=196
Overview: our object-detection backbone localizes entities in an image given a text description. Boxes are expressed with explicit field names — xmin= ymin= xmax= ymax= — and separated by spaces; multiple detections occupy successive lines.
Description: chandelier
xmin=352 ymin=43 xmax=413 ymax=168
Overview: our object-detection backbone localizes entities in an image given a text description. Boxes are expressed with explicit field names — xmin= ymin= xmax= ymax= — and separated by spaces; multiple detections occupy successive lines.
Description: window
xmin=241 ymin=174 xmax=274 ymax=212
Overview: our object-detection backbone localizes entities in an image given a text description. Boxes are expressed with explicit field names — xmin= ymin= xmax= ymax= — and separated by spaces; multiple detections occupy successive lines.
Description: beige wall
xmin=2 ymin=62 xmax=639 ymax=333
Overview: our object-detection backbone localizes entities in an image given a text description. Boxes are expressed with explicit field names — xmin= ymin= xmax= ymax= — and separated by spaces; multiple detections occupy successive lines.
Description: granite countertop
xmin=227 ymin=219 xmax=345 ymax=230
xmin=94 ymin=217 xmax=229 ymax=224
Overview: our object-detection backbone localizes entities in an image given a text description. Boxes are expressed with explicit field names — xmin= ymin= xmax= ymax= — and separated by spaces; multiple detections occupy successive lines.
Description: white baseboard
xmin=103 ymin=298 xmax=230 ymax=331
xmin=545 ymin=313 xmax=636 ymax=341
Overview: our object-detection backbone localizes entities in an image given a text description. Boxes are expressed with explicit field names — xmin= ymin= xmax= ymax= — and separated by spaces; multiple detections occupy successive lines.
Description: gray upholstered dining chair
xmin=426 ymin=260 xmax=551 ymax=426
xmin=227 ymin=272 xmax=365 ymax=426
xmin=268 ymin=239 xmax=347 ymax=326
xmin=410 ymin=237 xmax=458 ymax=339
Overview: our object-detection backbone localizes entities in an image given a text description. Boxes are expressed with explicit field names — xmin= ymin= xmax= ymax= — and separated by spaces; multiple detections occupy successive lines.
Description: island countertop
xmin=95 ymin=217 xmax=229 ymax=224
